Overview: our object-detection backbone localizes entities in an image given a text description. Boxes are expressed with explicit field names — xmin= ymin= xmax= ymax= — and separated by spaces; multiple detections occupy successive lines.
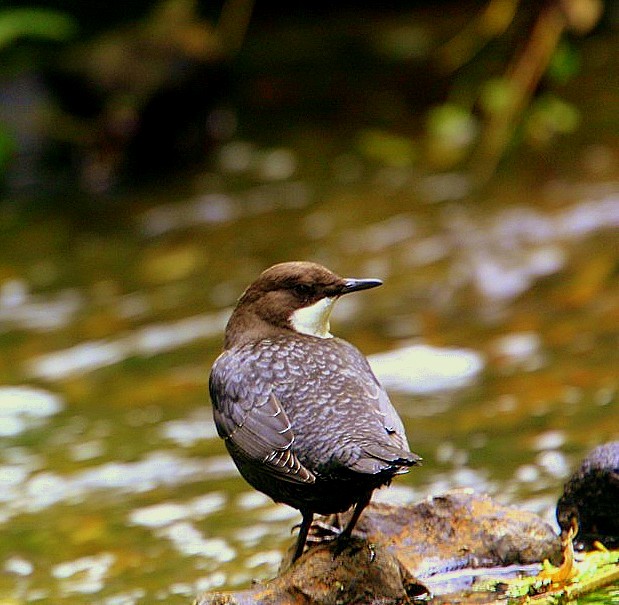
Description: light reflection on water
xmin=0 ymin=159 xmax=617 ymax=603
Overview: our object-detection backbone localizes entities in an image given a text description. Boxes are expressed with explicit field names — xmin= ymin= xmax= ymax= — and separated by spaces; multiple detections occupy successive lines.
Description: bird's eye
xmin=294 ymin=284 xmax=312 ymax=298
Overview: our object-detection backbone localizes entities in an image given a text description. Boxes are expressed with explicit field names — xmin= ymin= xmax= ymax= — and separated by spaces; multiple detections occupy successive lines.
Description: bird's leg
xmin=292 ymin=510 xmax=314 ymax=562
xmin=340 ymin=491 xmax=372 ymax=540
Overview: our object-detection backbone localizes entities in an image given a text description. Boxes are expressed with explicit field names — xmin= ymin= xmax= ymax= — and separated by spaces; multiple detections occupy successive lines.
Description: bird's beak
xmin=341 ymin=277 xmax=383 ymax=294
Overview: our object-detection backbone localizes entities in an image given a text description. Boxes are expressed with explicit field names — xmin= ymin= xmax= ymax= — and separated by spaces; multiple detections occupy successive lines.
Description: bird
xmin=209 ymin=261 xmax=421 ymax=562
xmin=556 ymin=441 xmax=619 ymax=549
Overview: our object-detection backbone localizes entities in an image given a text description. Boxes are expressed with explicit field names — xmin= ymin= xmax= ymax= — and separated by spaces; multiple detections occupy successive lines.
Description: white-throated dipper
xmin=209 ymin=261 xmax=421 ymax=562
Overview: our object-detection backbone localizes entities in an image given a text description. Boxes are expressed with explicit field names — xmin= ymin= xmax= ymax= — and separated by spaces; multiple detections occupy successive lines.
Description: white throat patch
xmin=290 ymin=297 xmax=336 ymax=338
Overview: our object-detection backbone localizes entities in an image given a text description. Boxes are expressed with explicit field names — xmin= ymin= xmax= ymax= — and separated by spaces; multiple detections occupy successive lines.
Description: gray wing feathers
xmin=369 ymin=380 xmax=408 ymax=439
xmin=210 ymin=355 xmax=315 ymax=484
xmin=333 ymin=340 xmax=421 ymax=474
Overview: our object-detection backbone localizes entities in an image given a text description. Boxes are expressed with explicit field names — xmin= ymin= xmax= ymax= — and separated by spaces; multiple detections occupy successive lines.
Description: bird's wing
xmin=209 ymin=352 xmax=315 ymax=485
xmin=335 ymin=340 xmax=422 ymax=474
xmin=369 ymin=379 xmax=408 ymax=439
xmin=338 ymin=341 xmax=408 ymax=440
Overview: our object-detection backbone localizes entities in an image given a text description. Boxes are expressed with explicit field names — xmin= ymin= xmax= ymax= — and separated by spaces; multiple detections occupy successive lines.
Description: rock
xmin=306 ymin=490 xmax=561 ymax=577
xmin=196 ymin=540 xmax=422 ymax=605
xmin=556 ymin=441 xmax=619 ymax=549
xmin=195 ymin=491 xmax=561 ymax=605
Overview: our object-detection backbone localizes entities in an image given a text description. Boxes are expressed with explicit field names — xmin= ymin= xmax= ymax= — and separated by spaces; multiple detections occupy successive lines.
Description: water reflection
xmin=0 ymin=386 xmax=63 ymax=436
xmin=25 ymin=310 xmax=230 ymax=381
xmin=368 ymin=344 xmax=484 ymax=394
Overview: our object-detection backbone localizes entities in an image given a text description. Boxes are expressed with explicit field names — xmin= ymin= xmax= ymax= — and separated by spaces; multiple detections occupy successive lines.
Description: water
xmin=0 ymin=150 xmax=617 ymax=603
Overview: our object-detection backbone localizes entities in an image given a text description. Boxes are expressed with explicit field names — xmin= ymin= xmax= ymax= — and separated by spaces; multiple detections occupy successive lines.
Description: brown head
xmin=224 ymin=261 xmax=382 ymax=348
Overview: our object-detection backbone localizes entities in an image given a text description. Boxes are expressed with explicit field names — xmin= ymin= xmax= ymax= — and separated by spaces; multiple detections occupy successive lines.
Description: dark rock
xmin=556 ymin=441 xmax=619 ymax=549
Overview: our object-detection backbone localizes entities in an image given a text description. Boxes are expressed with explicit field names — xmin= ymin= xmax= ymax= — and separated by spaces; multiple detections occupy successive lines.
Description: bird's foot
xmin=306 ymin=514 xmax=342 ymax=544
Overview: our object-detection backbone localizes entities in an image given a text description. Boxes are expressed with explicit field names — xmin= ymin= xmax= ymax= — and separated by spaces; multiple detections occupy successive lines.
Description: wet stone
xmin=316 ymin=491 xmax=561 ymax=578
xmin=196 ymin=539 xmax=416 ymax=605
xmin=195 ymin=491 xmax=561 ymax=605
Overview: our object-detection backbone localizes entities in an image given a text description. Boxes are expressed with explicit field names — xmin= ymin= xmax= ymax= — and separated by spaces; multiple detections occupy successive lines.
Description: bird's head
xmin=225 ymin=261 xmax=382 ymax=346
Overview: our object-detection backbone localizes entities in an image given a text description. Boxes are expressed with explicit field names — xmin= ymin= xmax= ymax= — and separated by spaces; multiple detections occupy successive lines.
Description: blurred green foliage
xmin=357 ymin=129 xmax=417 ymax=168
xmin=0 ymin=122 xmax=15 ymax=171
xmin=479 ymin=79 xmax=518 ymax=117
xmin=426 ymin=104 xmax=479 ymax=168
xmin=525 ymin=94 xmax=581 ymax=146
xmin=0 ymin=7 xmax=77 ymax=184
xmin=0 ymin=7 xmax=77 ymax=50
xmin=547 ymin=41 xmax=582 ymax=85
xmin=0 ymin=1 xmax=610 ymax=192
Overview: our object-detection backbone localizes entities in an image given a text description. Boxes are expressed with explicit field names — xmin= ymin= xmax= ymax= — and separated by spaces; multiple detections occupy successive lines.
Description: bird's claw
xmin=306 ymin=515 xmax=343 ymax=544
